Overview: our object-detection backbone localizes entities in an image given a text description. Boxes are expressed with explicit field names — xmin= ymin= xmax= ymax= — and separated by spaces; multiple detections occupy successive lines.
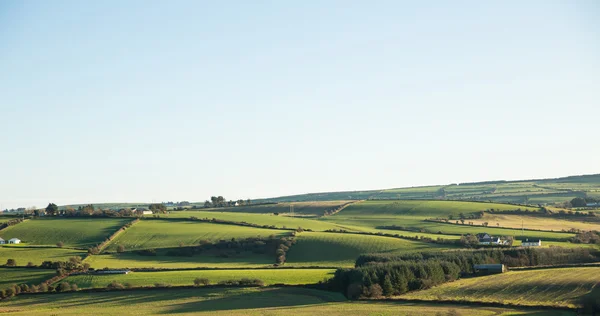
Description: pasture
xmin=0 ymin=218 xmax=131 ymax=248
xmin=0 ymin=287 xmax=573 ymax=316
xmin=0 ymin=268 xmax=56 ymax=290
xmin=285 ymin=232 xmax=445 ymax=267
xmin=203 ymin=201 xmax=353 ymax=216
xmin=105 ymin=220 xmax=288 ymax=251
xmin=166 ymin=211 xmax=350 ymax=231
xmin=62 ymin=268 xmax=335 ymax=288
xmin=0 ymin=247 xmax=85 ymax=266
xmin=85 ymin=252 xmax=279 ymax=269
xmin=470 ymin=213 xmax=600 ymax=232
xmin=401 ymin=267 xmax=600 ymax=308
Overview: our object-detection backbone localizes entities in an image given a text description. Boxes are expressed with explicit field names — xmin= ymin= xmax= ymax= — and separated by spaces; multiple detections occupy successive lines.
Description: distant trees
xmin=45 ymin=203 xmax=58 ymax=216
xmin=149 ymin=204 xmax=167 ymax=214
xmin=204 ymin=196 xmax=251 ymax=208
xmin=571 ymin=197 xmax=587 ymax=208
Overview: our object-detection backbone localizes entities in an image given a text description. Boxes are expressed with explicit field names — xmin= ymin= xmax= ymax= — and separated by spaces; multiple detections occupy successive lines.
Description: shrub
xmin=194 ymin=277 xmax=210 ymax=286
xmin=58 ymin=282 xmax=72 ymax=292
xmin=5 ymin=258 xmax=16 ymax=267
xmin=56 ymin=241 xmax=64 ymax=248
xmin=117 ymin=245 xmax=125 ymax=253
xmin=107 ymin=281 xmax=125 ymax=290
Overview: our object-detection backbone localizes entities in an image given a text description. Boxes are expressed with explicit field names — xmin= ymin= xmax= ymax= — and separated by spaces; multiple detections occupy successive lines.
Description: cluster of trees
xmin=38 ymin=203 xmax=150 ymax=218
xmin=571 ymin=197 xmax=599 ymax=208
xmin=322 ymin=202 xmax=355 ymax=216
xmin=356 ymin=247 xmax=600 ymax=271
xmin=327 ymin=260 xmax=461 ymax=299
xmin=570 ymin=231 xmax=600 ymax=244
xmin=203 ymin=196 xmax=251 ymax=208
xmin=0 ymin=281 xmax=78 ymax=298
xmin=149 ymin=204 xmax=167 ymax=214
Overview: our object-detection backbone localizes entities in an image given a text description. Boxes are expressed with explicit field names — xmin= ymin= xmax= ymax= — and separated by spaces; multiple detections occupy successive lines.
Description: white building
xmin=522 ymin=239 xmax=542 ymax=247
xmin=8 ymin=238 xmax=21 ymax=244
xmin=142 ymin=210 xmax=153 ymax=215
xmin=0 ymin=238 xmax=5 ymax=244
xmin=477 ymin=233 xmax=505 ymax=245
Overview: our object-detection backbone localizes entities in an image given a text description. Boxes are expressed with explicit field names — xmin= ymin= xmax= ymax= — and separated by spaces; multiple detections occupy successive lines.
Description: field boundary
xmin=97 ymin=218 xmax=140 ymax=253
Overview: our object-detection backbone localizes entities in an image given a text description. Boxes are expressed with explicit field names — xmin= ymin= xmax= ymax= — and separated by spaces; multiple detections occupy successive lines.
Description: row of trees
xmin=327 ymin=260 xmax=461 ymax=299
xmin=203 ymin=196 xmax=251 ymax=208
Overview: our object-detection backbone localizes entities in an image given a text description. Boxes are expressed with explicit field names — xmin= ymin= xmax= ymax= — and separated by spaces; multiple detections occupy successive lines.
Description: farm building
xmin=521 ymin=239 xmax=542 ymax=247
xmin=474 ymin=264 xmax=506 ymax=274
xmin=477 ymin=233 xmax=505 ymax=245
xmin=0 ymin=238 xmax=4 ymax=244
xmin=142 ymin=210 xmax=152 ymax=215
xmin=8 ymin=238 xmax=21 ymax=244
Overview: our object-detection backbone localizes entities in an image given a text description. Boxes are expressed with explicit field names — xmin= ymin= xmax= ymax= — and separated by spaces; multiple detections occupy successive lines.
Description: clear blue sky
xmin=1 ymin=1 xmax=599 ymax=209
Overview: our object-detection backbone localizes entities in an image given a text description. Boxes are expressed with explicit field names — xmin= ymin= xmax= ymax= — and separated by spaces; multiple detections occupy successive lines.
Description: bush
xmin=5 ymin=258 xmax=16 ymax=267
xmin=361 ymin=284 xmax=383 ymax=299
xmin=58 ymin=282 xmax=72 ymax=292
xmin=117 ymin=245 xmax=125 ymax=253
xmin=107 ymin=281 xmax=125 ymax=290
xmin=194 ymin=277 xmax=210 ymax=286
xmin=56 ymin=241 xmax=64 ymax=248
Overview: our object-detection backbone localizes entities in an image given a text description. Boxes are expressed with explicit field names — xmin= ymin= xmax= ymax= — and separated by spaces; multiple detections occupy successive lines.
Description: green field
xmin=0 ymin=268 xmax=56 ymax=290
xmin=62 ymin=269 xmax=335 ymax=288
xmin=166 ymin=211 xmax=351 ymax=231
xmin=201 ymin=201 xmax=352 ymax=216
xmin=105 ymin=220 xmax=289 ymax=251
xmin=470 ymin=213 xmax=600 ymax=232
xmin=0 ymin=287 xmax=573 ymax=316
xmin=0 ymin=218 xmax=131 ymax=248
xmin=0 ymin=247 xmax=86 ymax=266
xmin=401 ymin=267 xmax=600 ymax=308
xmin=85 ymin=252 xmax=278 ymax=269
xmin=286 ymin=232 xmax=446 ymax=267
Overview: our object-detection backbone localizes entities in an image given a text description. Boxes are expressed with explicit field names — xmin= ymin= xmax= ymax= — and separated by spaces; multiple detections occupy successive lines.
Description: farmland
xmin=0 ymin=218 xmax=131 ymax=248
xmin=0 ymin=247 xmax=85 ymax=266
xmin=62 ymin=268 xmax=335 ymax=288
xmin=0 ymin=287 xmax=574 ymax=316
xmin=401 ymin=267 xmax=600 ymax=308
xmin=468 ymin=213 xmax=600 ymax=232
xmin=286 ymin=232 xmax=446 ymax=267
xmin=201 ymin=201 xmax=353 ymax=216
xmin=105 ymin=220 xmax=289 ymax=251
xmin=85 ymin=252 xmax=279 ymax=269
xmin=0 ymin=268 xmax=56 ymax=290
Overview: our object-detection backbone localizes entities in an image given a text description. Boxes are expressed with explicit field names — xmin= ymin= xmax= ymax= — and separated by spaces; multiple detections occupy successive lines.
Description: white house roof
xmin=9 ymin=238 xmax=20 ymax=241
xmin=0 ymin=237 xmax=4 ymax=241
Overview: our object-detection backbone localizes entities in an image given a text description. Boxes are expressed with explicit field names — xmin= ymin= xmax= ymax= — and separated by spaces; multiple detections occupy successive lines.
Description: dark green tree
xmin=46 ymin=203 xmax=58 ymax=216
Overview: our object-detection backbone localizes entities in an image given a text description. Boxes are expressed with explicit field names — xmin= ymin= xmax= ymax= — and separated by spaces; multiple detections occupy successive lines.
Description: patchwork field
xmin=401 ymin=267 xmax=600 ymax=308
xmin=286 ymin=232 xmax=446 ymax=267
xmin=166 ymin=211 xmax=351 ymax=231
xmin=0 ymin=218 xmax=131 ymax=248
xmin=105 ymin=220 xmax=289 ymax=251
xmin=62 ymin=269 xmax=335 ymax=288
xmin=0 ymin=287 xmax=574 ymax=316
xmin=0 ymin=247 xmax=86 ymax=266
xmin=0 ymin=268 xmax=56 ymax=290
xmin=85 ymin=252 xmax=278 ymax=269
xmin=469 ymin=213 xmax=600 ymax=232
xmin=203 ymin=201 xmax=353 ymax=216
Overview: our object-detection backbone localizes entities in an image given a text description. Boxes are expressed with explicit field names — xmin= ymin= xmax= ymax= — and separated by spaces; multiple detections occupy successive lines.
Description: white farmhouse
xmin=0 ymin=238 xmax=5 ymax=244
xmin=8 ymin=238 xmax=21 ymax=244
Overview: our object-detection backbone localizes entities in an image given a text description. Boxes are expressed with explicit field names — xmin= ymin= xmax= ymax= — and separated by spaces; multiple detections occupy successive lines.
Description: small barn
xmin=8 ymin=238 xmax=21 ymax=244
xmin=473 ymin=264 xmax=505 ymax=274
xmin=521 ymin=239 xmax=542 ymax=247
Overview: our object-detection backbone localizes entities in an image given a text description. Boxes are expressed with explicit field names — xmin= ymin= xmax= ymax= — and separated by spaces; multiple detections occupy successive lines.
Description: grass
xmin=286 ymin=232 xmax=447 ymax=267
xmin=85 ymin=252 xmax=279 ymax=269
xmin=401 ymin=267 xmax=600 ymax=308
xmin=61 ymin=268 xmax=335 ymax=288
xmin=0 ymin=246 xmax=86 ymax=266
xmin=0 ymin=287 xmax=574 ymax=315
xmin=202 ymin=201 xmax=353 ymax=216
xmin=337 ymin=200 xmax=539 ymax=218
xmin=105 ymin=220 xmax=289 ymax=251
xmin=165 ymin=211 xmax=352 ymax=231
xmin=470 ymin=213 xmax=600 ymax=232
xmin=0 ymin=268 xmax=56 ymax=290
xmin=0 ymin=218 xmax=131 ymax=248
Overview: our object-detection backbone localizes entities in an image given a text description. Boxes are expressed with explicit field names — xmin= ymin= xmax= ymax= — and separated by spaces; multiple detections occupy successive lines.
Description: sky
xmin=1 ymin=1 xmax=599 ymax=209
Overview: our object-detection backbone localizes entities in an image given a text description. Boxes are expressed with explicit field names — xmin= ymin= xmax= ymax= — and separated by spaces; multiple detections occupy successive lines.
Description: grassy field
xmin=470 ymin=213 xmax=600 ymax=232
xmin=0 ymin=268 xmax=56 ymax=290
xmin=0 ymin=287 xmax=574 ymax=316
xmin=401 ymin=267 xmax=600 ymax=308
xmin=336 ymin=200 xmax=539 ymax=218
xmin=286 ymin=232 xmax=446 ymax=267
xmin=0 ymin=218 xmax=131 ymax=248
xmin=85 ymin=252 xmax=279 ymax=269
xmin=202 ymin=201 xmax=353 ymax=216
xmin=105 ymin=220 xmax=289 ymax=251
xmin=62 ymin=269 xmax=335 ymax=288
xmin=0 ymin=247 xmax=86 ymax=266
xmin=166 ymin=211 xmax=352 ymax=231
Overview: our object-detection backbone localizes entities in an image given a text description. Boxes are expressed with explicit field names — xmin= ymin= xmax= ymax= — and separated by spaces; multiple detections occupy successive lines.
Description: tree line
xmin=203 ymin=196 xmax=251 ymax=208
